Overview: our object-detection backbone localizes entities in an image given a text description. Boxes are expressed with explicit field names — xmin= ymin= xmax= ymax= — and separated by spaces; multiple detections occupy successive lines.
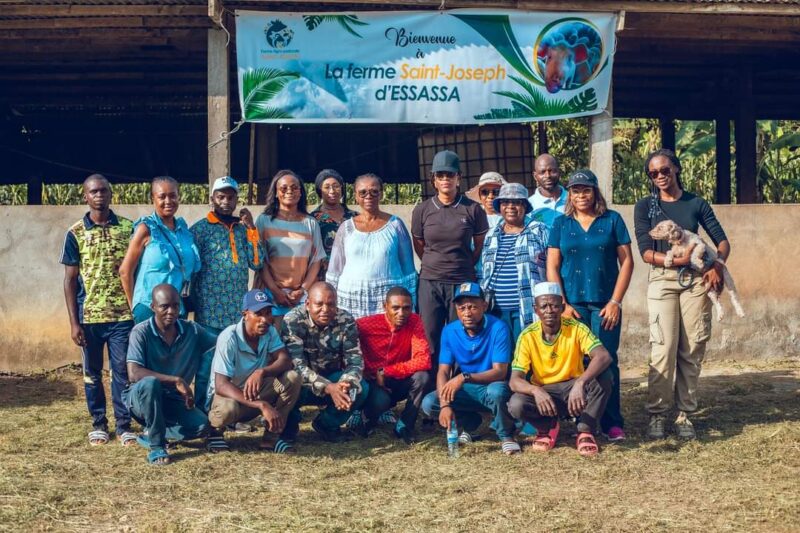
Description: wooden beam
xmin=0 ymin=5 xmax=207 ymax=17
xmin=659 ymin=117 xmax=675 ymax=151
xmin=207 ymin=22 xmax=230 ymax=188
xmin=715 ymin=115 xmax=731 ymax=204
xmin=735 ymin=64 xmax=757 ymax=204
xmin=589 ymin=90 xmax=614 ymax=204
xmin=0 ymin=17 xmax=211 ymax=30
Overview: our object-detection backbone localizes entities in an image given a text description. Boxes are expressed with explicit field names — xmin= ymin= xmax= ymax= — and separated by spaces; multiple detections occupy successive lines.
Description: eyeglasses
xmin=499 ymin=200 xmax=526 ymax=207
xmin=647 ymin=167 xmax=672 ymax=180
xmin=278 ymin=185 xmax=301 ymax=194
xmin=479 ymin=188 xmax=500 ymax=197
xmin=357 ymin=189 xmax=381 ymax=198
xmin=433 ymin=173 xmax=458 ymax=182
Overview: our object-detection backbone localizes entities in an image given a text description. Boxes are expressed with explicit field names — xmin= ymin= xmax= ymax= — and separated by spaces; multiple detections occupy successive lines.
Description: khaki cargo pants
xmin=208 ymin=370 xmax=302 ymax=431
xmin=646 ymin=266 xmax=712 ymax=415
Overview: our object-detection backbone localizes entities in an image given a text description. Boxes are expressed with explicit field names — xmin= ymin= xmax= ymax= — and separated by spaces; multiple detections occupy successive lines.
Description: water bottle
xmin=446 ymin=420 xmax=459 ymax=458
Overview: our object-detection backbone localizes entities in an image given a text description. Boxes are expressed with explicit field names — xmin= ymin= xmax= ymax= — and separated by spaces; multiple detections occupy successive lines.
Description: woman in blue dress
xmin=546 ymin=169 xmax=634 ymax=442
xmin=120 ymin=176 xmax=200 ymax=323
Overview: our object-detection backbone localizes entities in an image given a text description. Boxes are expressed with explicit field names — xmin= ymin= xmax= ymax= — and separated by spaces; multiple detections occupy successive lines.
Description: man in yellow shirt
xmin=508 ymin=282 xmax=611 ymax=456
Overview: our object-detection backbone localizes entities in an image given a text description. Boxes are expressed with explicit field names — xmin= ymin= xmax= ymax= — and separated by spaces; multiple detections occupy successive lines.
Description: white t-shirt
xmin=528 ymin=186 xmax=568 ymax=229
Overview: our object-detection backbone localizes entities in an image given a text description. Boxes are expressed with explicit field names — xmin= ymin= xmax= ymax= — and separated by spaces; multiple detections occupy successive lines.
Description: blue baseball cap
xmin=454 ymin=281 xmax=483 ymax=301
xmin=242 ymin=289 xmax=273 ymax=313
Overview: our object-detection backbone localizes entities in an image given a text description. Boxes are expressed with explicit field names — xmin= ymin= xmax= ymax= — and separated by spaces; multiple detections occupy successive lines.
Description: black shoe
xmin=358 ymin=419 xmax=377 ymax=439
xmin=312 ymin=418 xmax=346 ymax=443
xmin=421 ymin=417 xmax=435 ymax=430
xmin=394 ymin=425 xmax=415 ymax=445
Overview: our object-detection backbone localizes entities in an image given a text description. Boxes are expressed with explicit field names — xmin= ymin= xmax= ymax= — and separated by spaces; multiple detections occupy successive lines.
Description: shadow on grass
xmin=617 ymin=369 xmax=799 ymax=451
xmin=0 ymin=375 xmax=77 ymax=408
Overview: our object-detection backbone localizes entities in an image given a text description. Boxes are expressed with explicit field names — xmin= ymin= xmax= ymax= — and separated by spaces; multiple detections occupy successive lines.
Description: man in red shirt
xmin=357 ymin=287 xmax=432 ymax=444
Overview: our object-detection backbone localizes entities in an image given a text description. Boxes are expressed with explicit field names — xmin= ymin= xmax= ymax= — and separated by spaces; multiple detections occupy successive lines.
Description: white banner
xmin=235 ymin=9 xmax=616 ymax=124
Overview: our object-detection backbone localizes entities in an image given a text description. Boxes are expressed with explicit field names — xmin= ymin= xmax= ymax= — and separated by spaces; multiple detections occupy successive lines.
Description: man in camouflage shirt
xmin=60 ymin=174 xmax=136 ymax=447
xmin=280 ymin=282 xmax=368 ymax=442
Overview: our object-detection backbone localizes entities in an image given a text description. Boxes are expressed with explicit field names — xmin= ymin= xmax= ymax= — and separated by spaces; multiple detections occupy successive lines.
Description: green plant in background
xmin=0 ymin=184 xmax=27 ymax=205
xmin=757 ymin=120 xmax=800 ymax=203
xmin=303 ymin=15 xmax=368 ymax=38
xmin=241 ymin=68 xmax=299 ymax=121
xmin=475 ymin=78 xmax=597 ymax=121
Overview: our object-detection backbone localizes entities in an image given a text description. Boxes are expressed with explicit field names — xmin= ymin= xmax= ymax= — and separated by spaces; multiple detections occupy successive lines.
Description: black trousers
xmin=507 ymin=375 xmax=612 ymax=434
xmin=417 ymin=278 xmax=459 ymax=369
xmin=363 ymin=371 xmax=431 ymax=430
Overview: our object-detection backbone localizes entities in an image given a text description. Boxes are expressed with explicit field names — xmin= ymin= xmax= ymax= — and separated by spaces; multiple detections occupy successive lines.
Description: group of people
xmin=60 ymin=147 xmax=731 ymax=464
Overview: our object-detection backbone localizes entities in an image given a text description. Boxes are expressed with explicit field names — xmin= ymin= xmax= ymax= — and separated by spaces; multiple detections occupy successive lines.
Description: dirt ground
xmin=0 ymin=359 xmax=798 ymax=532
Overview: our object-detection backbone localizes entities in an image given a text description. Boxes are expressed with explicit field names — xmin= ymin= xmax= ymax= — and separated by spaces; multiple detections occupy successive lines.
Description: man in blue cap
xmin=421 ymin=282 xmax=520 ymax=455
xmin=206 ymin=289 xmax=302 ymax=453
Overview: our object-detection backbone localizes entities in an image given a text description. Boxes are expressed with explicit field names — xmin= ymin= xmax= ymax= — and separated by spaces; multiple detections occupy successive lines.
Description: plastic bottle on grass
xmin=446 ymin=420 xmax=459 ymax=458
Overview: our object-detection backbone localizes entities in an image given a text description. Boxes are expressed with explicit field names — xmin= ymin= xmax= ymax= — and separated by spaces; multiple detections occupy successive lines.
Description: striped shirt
xmin=255 ymin=214 xmax=326 ymax=290
xmin=491 ymin=232 xmax=520 ymax=310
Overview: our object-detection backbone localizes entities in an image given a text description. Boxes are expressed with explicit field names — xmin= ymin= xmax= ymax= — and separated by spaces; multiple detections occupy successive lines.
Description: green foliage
xmin=544 ymin=118 xmax=590 ymax=174
xmin=241 ymin=68 xmax=299 ymax=121
xmin=0 ymin=184 xmax=27 ymax=205
xmin=306 ymin=183 xmax=421 ymax=206
xmin=475 ymin=77 xmax=597 ymax=121
xmin=757 ymin=121 xmax=800 ymax=203
xmin=303 ymin=15 xmax=368 ymax=38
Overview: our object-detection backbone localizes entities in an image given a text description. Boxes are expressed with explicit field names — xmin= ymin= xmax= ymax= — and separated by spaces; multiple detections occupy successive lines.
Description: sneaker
xmin=648 ymin=415 xmax=666 ymax=439
xmin=378 ymin=410 xmax=398 ymax=426
xmin=674 ymin=412 xmax=696 ymax=439
xmin=393 ymin=425 xmax=415 ymax=445
xmin=605 ymin=426 xmax=626 ymax=442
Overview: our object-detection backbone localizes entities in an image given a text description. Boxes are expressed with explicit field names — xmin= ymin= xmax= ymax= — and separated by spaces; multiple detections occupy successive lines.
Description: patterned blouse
xmin=310 ymin=205 xmax=357 ymax=280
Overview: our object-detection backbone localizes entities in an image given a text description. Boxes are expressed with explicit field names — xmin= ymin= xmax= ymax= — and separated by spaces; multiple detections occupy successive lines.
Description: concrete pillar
xmin=207 ymin=13 xmax=230 ymax=188
xmin=589 ymin=89 xmax=614 ymax=204
xmin=735 ymin=64 xmax=757 ymax=204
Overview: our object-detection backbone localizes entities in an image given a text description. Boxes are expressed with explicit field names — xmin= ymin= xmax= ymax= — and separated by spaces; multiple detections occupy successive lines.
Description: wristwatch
xmin=461 ymin=372 xmax=472 ymax=383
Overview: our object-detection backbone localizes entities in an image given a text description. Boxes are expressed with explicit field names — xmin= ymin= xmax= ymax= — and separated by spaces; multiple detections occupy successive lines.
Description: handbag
xmin=484 ymin=233 xmax=517 ymax=317
xmin=155 ymin=224 xmax=194 ymax=313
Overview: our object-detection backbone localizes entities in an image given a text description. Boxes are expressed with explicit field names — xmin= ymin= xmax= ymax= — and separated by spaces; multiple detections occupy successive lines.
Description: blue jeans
xmin=497 ymin=308 xmax=527 ymax=344
xmin=284 ymin=371 xmax=369 ymax=437
xmin=81 ymin=320 xmax=134 ymax=432
xmin=195 ymin=324 xmax=224 ymax=413
xmin=124 ymin=377 xmax=208 ymax=448
xmin=572 ymin=301 xmax=624 ymax=431
xmin=421 ymin=381 xmax=514 ymax=440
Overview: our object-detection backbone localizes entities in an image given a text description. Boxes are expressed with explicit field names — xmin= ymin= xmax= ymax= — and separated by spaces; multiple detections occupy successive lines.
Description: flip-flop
xmin=501 ymin=440 xmax=522 ymax=455
xmin=147 ymin=447 xmax=171 ymax=466
xmin=88 ymin=429 xmax=109 ymax=446
xmin=260 ymin=436 xmax=295 ymax=454
xmin=576 ymin=432 xmax=599 ymax=457
xmin=118 ymin=431 xmax=138 ymax=447
xmin=205 ymin=435 xmax=230 ymax=453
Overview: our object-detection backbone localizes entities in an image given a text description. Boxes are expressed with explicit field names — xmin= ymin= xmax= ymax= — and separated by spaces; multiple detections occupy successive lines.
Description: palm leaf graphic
xmin=303 ymin=14 xmax=368 ymax=38
xmin=452 ymin=14 xmax=542 ymax=86
xmin=241 ymin=68 xmax=299 ymax=120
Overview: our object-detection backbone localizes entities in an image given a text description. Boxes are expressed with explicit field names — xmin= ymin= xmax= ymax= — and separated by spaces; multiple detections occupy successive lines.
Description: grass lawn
xmin=1 ymin=360 xmax=798 ymax=532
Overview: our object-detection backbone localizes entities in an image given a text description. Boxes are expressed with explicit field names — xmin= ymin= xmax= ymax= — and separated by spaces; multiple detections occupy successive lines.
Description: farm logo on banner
xmin=235 ymin=10 xmax=617 ymax=124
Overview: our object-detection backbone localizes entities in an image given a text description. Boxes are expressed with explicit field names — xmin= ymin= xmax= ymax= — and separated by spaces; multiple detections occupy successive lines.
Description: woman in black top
xmin=633 ymin=148 xmax=730 ymax=440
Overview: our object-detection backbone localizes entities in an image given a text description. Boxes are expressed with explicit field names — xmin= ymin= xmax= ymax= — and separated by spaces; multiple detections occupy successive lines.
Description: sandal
xmin=118 ymin=431 xmax=138 ymax=447
xmin=501 ymin=440 xmax=521 ymax=455
xmin=526 ymin=421 xmax=559 ymax=453
xmin=147 ymin=447 xmax=171 ymax=466
xmin=88 ymin=429 xmax=110 ymax=446
xmin=260 ymin=434 xmax=295 ymax=454
xmin=205 ymin=435 xmax=230 ymax=453
xmin=576 ymin=432 xmax=599 ymax=457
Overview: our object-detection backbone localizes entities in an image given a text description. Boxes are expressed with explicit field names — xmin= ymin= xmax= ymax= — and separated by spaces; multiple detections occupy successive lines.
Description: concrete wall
xmin=0 ymin=203 xmax=797 ymax=372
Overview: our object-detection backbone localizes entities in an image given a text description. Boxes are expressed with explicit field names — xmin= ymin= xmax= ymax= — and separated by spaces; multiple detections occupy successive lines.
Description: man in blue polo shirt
xmin=206 ymin=289 xmax=301 ymax=453
xmin=421 ymin=282 xmax=520 ymax=455
xmin=124 ymin=284 xmax=218 ymax=465
xmin=528 ymin=154 xmax=567 ymax=229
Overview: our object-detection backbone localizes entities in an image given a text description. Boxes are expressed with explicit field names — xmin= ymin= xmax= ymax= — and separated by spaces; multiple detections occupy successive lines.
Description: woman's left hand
xmin=599 ymin=301 xmax=621 ymax=330
xmin=702 ymin=262 xmax=725 ymax=293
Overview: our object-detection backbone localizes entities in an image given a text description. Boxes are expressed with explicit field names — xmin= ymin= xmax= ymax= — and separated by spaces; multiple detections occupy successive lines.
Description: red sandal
xmin=576 ymin=432 xmax=599 ymax=457
xmin=527 ymin=421 xmax=560 ymax=453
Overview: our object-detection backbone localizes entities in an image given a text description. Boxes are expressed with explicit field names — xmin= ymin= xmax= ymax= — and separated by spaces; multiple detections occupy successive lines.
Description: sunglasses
xmin=357 ymin=189 xmax=381 ymax=198
xmin=479 ymin=188 xmax=500 ymax=197
xmin=278 ymin=185 xmax=301 ymax=193
xmin=647 ymin=167 xmax=672 ymax=180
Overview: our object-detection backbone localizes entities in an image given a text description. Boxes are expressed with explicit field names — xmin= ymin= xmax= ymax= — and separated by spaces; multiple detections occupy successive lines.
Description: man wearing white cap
xmin=508 ymin=282 xmax=612 ymax=456
xmin=190 ymin=177 xmax=265 ymax=409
